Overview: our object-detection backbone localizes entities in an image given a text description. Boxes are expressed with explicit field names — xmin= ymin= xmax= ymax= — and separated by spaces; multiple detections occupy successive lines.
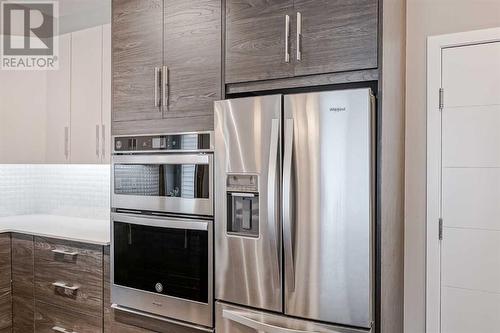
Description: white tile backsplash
xmin=0 ymin=164 xmax=110 ymax=219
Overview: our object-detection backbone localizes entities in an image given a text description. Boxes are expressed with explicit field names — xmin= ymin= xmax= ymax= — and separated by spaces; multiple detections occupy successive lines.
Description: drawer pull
xmin=52 ymin=249 xmax=79 ymax=257
xmin=52 ymin=326 xmax=77 ymax=333
xmin=52 ymin=281 xmax=80 ymax=292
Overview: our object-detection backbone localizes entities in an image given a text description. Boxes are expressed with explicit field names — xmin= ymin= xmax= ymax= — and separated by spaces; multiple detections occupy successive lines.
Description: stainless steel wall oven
xmin=111 ymin=132 xmax=214 ymax=330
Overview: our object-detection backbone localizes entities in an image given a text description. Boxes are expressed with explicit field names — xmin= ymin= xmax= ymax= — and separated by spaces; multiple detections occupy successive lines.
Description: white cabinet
xmin=71 ymin=26 xmax=103 ymax=164
xmin=45 ymin=24 xmax=111 ymax=164
xmin=46 ymin=33 xmax=71 ymax=163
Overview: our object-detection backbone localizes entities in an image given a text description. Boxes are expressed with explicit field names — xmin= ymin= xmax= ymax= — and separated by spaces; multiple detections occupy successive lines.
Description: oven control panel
xmin=114 ymin=133 xmax=212 ymax=152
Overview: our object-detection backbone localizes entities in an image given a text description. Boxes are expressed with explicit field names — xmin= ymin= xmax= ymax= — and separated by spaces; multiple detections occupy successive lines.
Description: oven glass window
xmin=113 ymin=221 xmax=209 ymax=303
xmin=114 ymin=164 xmax=209 ymax=198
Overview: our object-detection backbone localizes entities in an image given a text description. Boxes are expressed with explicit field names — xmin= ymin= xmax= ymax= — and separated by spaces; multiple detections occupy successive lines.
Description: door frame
xmin=426 ymin=27 xmax=500 ymax=333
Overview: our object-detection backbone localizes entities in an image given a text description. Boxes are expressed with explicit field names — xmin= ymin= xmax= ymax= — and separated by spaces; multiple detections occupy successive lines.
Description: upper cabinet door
xmin=163 ymin=0 xmax=221 ymax=119
xmin=101 ymin=23 xmax=112 ymax=163
xmin=112 ymin=0 xmax=163 ymax=122
xmin=293 ymin=0 xmax=378 ymax=77
xmin=225 ymin=0 xmax=294 ymax=84
xmin=71 ymin=26 xmax=103 ymax=164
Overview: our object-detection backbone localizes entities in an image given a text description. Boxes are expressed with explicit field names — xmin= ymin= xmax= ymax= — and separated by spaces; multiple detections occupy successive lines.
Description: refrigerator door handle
xmin=283 ymin=118 xmax=295 ymax=292
xmin=223 ymin=309 xmax=320 ymax=333
xmin=267 ymin=118 xmax=281 ymax=291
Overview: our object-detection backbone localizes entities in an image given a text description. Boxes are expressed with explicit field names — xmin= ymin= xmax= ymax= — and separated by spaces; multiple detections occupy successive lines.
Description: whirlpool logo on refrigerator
xmin=329 ymin=106 xmax=347 ymax=112
xmin=1 ymin=1 xmax=59 ymax=70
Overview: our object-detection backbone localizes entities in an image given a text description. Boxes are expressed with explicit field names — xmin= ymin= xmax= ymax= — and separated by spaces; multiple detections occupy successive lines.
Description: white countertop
xmin=0 ymin=214 xmax=110 ymax=245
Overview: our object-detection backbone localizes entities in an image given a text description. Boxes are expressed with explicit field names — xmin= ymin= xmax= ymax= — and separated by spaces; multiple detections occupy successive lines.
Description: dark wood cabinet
xmin=0 ymin=234 xmax=11 ymax=332
xmin=293 ymin=0 xmax=378 ymax=77
xmin=112 ymin=0 xmax=221 ymax=134
xmin=12 ymin=233 xmax=34 ymax=333
xmin=225 ymin=0 xmax=378 ymax=86
xmin=112 ymin=0 xmax=164 ymax=122
xmin=163 ymin=0 xmax=221 ymax=120
xmin=225 ymin=0 xmax=294 ymax=84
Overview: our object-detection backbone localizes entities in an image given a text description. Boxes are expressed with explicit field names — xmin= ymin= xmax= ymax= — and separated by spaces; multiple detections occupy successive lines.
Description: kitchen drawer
xmin=35 ymin=301 xmax=101 ymax=333
xmin=34 ymin=236 xmax=103 ymax=269
xmin=34 ymin=237 xmax=103 ymax=317
xmin=34 ymin=257 xmax=103 ymax=317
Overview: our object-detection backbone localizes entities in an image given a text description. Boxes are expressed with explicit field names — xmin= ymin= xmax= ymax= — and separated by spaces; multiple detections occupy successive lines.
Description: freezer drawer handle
xmin=223 ymin=309 xmax=319 ymax=333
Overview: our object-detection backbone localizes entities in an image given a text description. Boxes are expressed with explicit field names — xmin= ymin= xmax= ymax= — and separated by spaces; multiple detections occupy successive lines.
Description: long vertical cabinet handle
xmin=95 ymin=125 xmax=100 ymax=158
xmin=283 ymin=118 xmax=295 ymax=291
xmin=267 ymin=119 xmax=281 ymax=290
xmin=162 ymin=65 xmax=169 ymax=110
xmin=101 ymin=124 xmax=105 ymax=160
xmin=154 ymin=67 xmax=160 ymax=107
xmin=285 ymin=15 xmax=290 ymax=63
xmin=64 ymin=126 xmax=69 ymax=161
xmin=296 ymin=12 xmax=302 ymax=61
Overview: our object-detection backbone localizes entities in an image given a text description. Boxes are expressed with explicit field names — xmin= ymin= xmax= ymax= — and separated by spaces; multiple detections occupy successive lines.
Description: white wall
xmin=405 ymin=1 xmax=500 ymax=332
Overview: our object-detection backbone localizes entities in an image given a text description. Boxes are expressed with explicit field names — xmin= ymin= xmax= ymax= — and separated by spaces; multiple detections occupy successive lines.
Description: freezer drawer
xmin=215 ymin=302 xmax=373 ymax=333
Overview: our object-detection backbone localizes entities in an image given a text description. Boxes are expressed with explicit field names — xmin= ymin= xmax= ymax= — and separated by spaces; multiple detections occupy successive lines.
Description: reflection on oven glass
xmin=114 ymin=164 xmax=209 ymax=199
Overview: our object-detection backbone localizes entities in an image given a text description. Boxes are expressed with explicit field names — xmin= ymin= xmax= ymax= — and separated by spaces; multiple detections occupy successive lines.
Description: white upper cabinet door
xmin=45 ymin=33 xmax=71 ymax=163
xmin=70 ymin=26 xmax=103 ymax=164
xmin=101 ymin=23 xmax=111 ymax=164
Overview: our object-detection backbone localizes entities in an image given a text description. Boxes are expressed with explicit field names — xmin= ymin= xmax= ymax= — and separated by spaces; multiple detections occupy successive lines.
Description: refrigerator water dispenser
xmin=226 ymin=174 xmax=259 ymax=237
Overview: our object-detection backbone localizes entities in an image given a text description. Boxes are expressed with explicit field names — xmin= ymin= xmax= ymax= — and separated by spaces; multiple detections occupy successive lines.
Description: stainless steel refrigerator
xmin=214 ymin=88 xmax=375 ymax=333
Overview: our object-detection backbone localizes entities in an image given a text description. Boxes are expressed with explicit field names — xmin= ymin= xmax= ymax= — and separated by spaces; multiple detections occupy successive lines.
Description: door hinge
xmin=439 ymin=88 xmax=444 ymax=110
xmin=438 ymin=218 xmax=443 ymax=240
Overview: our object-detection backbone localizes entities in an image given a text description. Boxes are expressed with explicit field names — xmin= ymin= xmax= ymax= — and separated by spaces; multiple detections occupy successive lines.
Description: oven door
xmin=112 ymin=154 xmax=213 ymax=216
xmin=111 ymin=213 xmax=213 ymax=327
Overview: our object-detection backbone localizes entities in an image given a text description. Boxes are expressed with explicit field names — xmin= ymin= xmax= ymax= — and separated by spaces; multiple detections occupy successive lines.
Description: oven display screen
xmin=113 ymin=222 xmax=209 ymax=303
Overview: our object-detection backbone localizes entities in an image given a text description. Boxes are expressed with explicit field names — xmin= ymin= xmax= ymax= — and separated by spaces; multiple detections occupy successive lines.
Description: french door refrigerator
xmin=214 ymin=88 xmax=375 ymax=333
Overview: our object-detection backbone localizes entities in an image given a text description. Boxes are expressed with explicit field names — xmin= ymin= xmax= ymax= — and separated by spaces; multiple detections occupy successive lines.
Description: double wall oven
xmin=111 ymin=132 xmax=214 ymax=330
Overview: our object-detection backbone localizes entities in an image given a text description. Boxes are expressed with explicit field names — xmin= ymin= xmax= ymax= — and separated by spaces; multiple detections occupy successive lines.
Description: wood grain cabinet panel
xmin=112 ymin=0 xmax=164 ymax=122
xmin=35 ymin=301 xmax=102 ymax=333
xmin=11 ymin=233 xmax=34 ymax=333
xmin=293 ymin=0 xmax=378 ymax=77
xmin=225 ymin=0 xmax=294 ymax=83
xmin=163 ymin=0 xmax=221 ymax=120
xmin=0 ymin=233 xmax=11 ymax=332
xmin=34 ymin=237 xmax=103 ymax=318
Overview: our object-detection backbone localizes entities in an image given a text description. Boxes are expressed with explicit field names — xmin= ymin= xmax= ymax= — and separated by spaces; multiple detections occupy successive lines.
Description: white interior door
xmin=440 ymin=41 xmax=500 ymax=333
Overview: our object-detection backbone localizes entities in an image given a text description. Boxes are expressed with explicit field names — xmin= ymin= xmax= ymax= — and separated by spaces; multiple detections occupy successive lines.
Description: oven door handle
xmin=112 ymin=153 xmax=211 ymax=165
xmin=111 ymin=213 xmax=209 ymax=231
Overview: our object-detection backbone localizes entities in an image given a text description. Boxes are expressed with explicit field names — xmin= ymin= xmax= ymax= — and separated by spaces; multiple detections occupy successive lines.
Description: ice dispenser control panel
xmin=226 ymin=175 xmax=259 ymax=238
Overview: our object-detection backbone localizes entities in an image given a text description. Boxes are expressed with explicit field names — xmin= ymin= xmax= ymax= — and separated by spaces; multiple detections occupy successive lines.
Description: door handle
xmin=296 ymin=12 xmax=302 ymax=61
xmin=162 ymin=65 xmax=169 ymax=110
xmin=267 ymin=119 xmax=281 ymax=291
xmin=223 ymin=309 xmax=320 ymax=333
xmin=283 ymin=118 xmax=295 ymax=291
xmin=285 ymin=15 xmax=290 ymax=63
xmin=154 ymin=67 xmax=160 ymax=107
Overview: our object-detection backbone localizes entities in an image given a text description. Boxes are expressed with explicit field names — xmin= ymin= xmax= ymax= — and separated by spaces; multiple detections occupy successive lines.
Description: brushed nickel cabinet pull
xmin=52 ymin=326 xmax=77 ymax=333
xmin=162 ymin=65 xmax=169 ymax=110
xmin=285 ymin=15 xmax=290 ymax=63
xmin=296 ymin=12 xmax=302 ymax=61
xmin=51 ymin=249 xmax=78 ymax=257
xmin=64 ymin=126 xmax=69 ymax=160
xmin=95 ymin=124 xmax=100 ymax=158
xmin=101 ymin=124 xmax=106 ymax=159
xmin=154 ymin=67 xmax=160 ymax=107
xmin=52 ymin=281 xmax=80 ymax=292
